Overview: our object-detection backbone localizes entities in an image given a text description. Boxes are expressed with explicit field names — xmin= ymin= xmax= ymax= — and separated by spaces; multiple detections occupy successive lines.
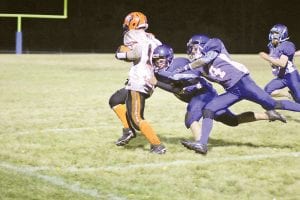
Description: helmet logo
xmin=125 ymin=15 xmax=132 ymax=23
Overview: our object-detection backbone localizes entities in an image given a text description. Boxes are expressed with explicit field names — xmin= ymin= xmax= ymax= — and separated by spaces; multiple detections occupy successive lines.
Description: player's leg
xmin=286 ymin=71 xmax=300 ymax=103
xmin=109 ymin=87 xmax=128 ymax=127
xmin=109 ymin=87 xmax=136 ymax=146
xmin=184 ymin=92 xmax=215 ymax=141
xmin=243 ymin=76 xmax=300 ymax=112
xmin=264 ymin=78 xmax=289 ymax=99
xmin=212 ymin=107 xmax=286 ymax=127
xmin=126 ymin=90 xmax=166 ymax=154
xmin=214 ymin=109 xmax=240 ymax=126
xmin=182 ymin=92 xmax=240 ymax=154
xmin=189 ymin=121 xmax=201 ymax=140
xmin=200 ymin=92 xmax=240 ymax=143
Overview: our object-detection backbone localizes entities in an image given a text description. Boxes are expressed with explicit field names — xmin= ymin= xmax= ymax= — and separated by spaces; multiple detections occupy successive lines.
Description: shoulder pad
xmin=203 ymin=38 xmax=223 ymax=54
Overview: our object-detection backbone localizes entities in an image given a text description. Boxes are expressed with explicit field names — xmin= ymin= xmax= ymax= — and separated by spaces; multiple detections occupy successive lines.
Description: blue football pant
xmin=185 ymin=90 xmax=240 ymax=128
xmin=264 ymin=70 xmax=300 ymax=103
xmin=200 ymin=75 xmax=300 ymax=145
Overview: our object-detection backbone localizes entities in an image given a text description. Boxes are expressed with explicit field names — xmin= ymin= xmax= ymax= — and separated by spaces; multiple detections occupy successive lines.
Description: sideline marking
xmin=0 ymin=162 xmax=125 ymax=200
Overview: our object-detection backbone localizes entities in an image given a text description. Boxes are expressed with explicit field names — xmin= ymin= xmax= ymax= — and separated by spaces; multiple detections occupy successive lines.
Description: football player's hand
xmin=148 ymin=75 xmax=157 ymax=86
xmin=143 ymin=84 xmax=154 ymax=95
xmin=115 ymin=45 xmax=130 ymax=60
xmin=117 ymin=45 xmax=130 ymax=53
xmin=182 ymin=85 xmax=197 ymax=94
xmin=182 ymin=83 xmax=202 ymax=94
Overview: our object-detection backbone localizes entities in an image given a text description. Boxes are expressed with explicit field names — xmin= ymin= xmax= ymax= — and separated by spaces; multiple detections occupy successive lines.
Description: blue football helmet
xmin=186 ymin=34 xmax=210 ymax=60
xmin=268 ymin=24 xmax=289 ymax=43
xmin=152 ymin=44 xmax=174 ymax=70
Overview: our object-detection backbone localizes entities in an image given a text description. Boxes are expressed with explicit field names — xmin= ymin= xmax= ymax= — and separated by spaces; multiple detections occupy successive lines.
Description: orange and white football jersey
xmin=123 ymin=29 xmax=162 ymax=94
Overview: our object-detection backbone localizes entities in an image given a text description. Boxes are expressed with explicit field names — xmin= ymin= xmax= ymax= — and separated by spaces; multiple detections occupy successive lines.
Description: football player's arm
xmin=115 ymin=44 xmax=142 ymax=61
xmin=168 ymin=73 xmax=198 ymax=81
xmin=126 ymin=45 xmax=142 ymax=61
xmin=175 ymin=50 xmax=218 ymax=73
xmin=157 ymin=69 xmax=173 ymax=78
xmin=259 ymin=52 xmax=288 ymax=68
xmin=189 ymin=38 xmax=222 ymax=69
xmin=146 ymin=74 xmax=180 ymax=93
xmin=155 ymin=81 xmax=182 ymax=94
xmin=181 ymin=82 xmax=203 ymax=94
xmin=189 ymin=50 xmax=219 ymax=69
xmin=176 ymin=40 xmax=221 ymax=73
xmin=294 ymin=50 xmax=300 ymax=57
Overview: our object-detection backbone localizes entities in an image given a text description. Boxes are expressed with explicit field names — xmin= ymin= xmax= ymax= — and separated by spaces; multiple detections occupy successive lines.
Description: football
xmin=117 ymin=45 xmax=131 ymax=53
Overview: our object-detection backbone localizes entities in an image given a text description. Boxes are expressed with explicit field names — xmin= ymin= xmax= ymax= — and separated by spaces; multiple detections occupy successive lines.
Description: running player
xmin=259 ymin=24 xmax=300 ymax=103
xmin=111 ymin=11 xmax=166 ymax=154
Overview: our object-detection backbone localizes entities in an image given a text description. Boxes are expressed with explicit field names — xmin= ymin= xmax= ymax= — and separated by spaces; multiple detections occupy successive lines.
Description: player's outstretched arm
xmin=259 ymin=52 xmax=288 ymax=68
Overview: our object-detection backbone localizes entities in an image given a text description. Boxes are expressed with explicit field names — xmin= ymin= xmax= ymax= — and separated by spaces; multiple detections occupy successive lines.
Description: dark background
xmin=0 ymin=0 xmax=299 ymax=53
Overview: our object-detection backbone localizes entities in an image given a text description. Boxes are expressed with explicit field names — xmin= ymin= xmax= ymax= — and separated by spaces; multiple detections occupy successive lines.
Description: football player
xmin=259 ymin=24 xmax=300 ymax=103
xmin=110 ymin=11 xmax=166 ymax=154
xmin=175 ymin=34 xmax=300 ymax=154
xmin=150 ymin=44 xmax=286 ymax=141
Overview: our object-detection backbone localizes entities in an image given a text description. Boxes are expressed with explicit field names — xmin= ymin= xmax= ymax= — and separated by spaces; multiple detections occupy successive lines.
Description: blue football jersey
xmin=155 ymin=57 xmax=215 ymax=102
xmin=198 ymin=38 xmax=249 ymax=89
xmin=268 ymin=41 xmax=297 ymax=77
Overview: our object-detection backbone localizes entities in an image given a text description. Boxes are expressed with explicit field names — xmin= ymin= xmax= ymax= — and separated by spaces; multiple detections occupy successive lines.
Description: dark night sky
xmin=0 ymin=0 xmax=299 ymax=53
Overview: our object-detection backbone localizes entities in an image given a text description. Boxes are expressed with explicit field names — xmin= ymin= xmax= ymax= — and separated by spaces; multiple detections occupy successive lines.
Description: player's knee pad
xmin=184 ymin=111 xmax=202 ymax=128
xmin=109 ymin=96 xmax=118 ymax=108
xmin=202 ymin=109 xmax=215 ymax=119
xmin=109 ymin=91 xmax=126 ymax=108
xmin=263 ymin=86 xmax=272 ymax=94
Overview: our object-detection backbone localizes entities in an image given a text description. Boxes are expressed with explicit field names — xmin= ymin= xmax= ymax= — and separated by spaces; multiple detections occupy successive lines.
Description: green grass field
xmin=0 ymin=54 xmax=299 ymax=200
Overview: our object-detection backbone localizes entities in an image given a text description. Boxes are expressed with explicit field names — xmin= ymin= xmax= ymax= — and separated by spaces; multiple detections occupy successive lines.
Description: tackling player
xmin=175 ymin=35 xmax=300 ymax=154
xmin=110 ymin=11 xmax=166 ymax=154
xmin=150 ymin=44 xmax=286 ymax=141
xmin=259 ymin=24 xmax=300 ymax=103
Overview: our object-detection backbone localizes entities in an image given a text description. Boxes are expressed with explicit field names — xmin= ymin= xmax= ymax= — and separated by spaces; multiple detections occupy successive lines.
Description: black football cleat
xmin=115 ymin=128 xmax=136 ymax=146
xmin=180 ymin=140 xmax=194 ymax=150
xmin=266 ymin=110 xmax=287 ymax=123
xmin=150 ymin=144 xmax=167 ymax=154
xmin=181 ymin=140 xmax=208 ymax=154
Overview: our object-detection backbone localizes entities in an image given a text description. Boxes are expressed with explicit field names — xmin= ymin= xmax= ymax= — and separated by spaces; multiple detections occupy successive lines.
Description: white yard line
xmin=42 ymin=127 xmax=99 ymax=133
xmin=66 ymin=151 xmax=300 ymax=172
xmin=4 ymin=126 xmax=107 ymax=135
xmin=0 ymin=152 xmax=298 ymax=199
xmin=0 ymin=162 xmax=126 ymax=200
xmin=2 ymin=151 xmax=299 ymax=173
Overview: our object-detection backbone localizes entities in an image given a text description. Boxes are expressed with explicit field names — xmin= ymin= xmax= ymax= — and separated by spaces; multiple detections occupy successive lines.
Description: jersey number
xmin=209 ymin=65 xmax=226 ymax=79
